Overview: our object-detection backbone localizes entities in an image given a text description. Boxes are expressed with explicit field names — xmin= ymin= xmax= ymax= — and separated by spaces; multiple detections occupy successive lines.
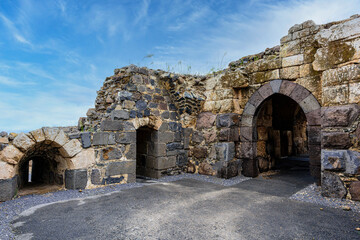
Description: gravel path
xmin=1 ymin=173 xmax=359 ymax=239
xmin=290 ymin=183 xmax=360 ymax=213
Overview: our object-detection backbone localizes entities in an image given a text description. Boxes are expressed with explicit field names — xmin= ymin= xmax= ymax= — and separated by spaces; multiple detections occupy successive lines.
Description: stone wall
xmin=1 ymin=15 xmax=360 ymax=202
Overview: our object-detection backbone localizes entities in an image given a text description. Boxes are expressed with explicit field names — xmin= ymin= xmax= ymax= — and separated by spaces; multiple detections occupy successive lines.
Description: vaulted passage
xmin=18 ymin=144 xmax=64 ymax=196
xmin=255 ymin=94 xmax=308 ymax=172
xmin=136 ymin=126 xmax=156 ymax=179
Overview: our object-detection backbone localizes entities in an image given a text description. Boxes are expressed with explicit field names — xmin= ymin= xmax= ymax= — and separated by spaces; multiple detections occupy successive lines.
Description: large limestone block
xmin=12 ymin=132 xmax=35 ymax=152
xmin=0 ymin=161 xmax=15 ymax=179
xmin=282 ymin=54 xmax=304 ymax=67
xmin=42 ymin=127 xmax=60 ymax=142
xmin=220 ymin=70 xmax=249 ymax=88
xmin=0 ymin=145 xmax=24 ymax=165
xmin=53 ymin=130 xmax=69 ymax=147
xmin=315 ymin=17 xmax=360 ymax=45
xmin=280 ymin=39 xmax=300 ymax=58
xmin=322 ymin=64 xmax=360 ymax=87
xmin=69 ymin=148 xmax=95 ymax=169
xmin=349 ymin=82 xmax=360 ymax=103
xmin=29 ymin=128 xmax=46 ymax=143
xmin=280 ymin=66 xmax=299 ymax=79
xmin=245 ymin=58 xmax=281 ymax=73
xmin=322 ymin=85 xmax=348 ymax=106
xmin=60 ymin=139 xmax=82 ymax=158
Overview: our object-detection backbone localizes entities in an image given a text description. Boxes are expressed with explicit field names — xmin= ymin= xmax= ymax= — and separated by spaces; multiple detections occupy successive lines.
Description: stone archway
xmin=239 ymin=80 xmax=321 ymax=182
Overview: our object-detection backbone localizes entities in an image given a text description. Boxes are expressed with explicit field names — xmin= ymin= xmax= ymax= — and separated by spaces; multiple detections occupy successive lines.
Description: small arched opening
xmin=17 ymin=144 xmax=65 ymax=195
xmin=136 ymin=126 xmax=157 ymax=180
xmin=255 ymin=94 xmax=308 ymax=173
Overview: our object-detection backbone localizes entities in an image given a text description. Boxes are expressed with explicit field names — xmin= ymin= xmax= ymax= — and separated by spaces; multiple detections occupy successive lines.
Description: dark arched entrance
xmin=239 ymin=80 xmax=321 ymax=183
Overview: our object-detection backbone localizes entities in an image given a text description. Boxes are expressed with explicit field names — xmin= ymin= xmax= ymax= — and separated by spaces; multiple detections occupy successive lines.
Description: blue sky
xmin=0 ymin=0 xmax=360 ymax=132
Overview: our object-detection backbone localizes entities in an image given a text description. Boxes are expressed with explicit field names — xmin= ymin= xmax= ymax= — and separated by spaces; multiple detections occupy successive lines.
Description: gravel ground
xmin=0 ymin=174 xmax=249 ymax=239
xmin=290 ymin=183 xmax=360 ymax=213
xmin=1 ymin=173 xmax=359 ymax=239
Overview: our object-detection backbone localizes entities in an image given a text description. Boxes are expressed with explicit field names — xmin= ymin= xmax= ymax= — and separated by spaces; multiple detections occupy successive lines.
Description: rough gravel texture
xmin=0 ymin=174 xmax=249 ymax=239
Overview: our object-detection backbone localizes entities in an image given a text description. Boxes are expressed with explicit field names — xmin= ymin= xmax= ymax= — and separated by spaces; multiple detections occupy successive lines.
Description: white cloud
xmin=0 ymin=13 xmax=33 ymax=46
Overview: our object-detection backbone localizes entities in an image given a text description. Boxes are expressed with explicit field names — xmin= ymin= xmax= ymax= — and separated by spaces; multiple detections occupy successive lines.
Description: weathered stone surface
xmin=167 ymin=142 xmax=183 ymax=151
xmin=30 ymin=129 xmax=46 ymax=143
xmin=13 ymin=132 xmax=35 ymax=152
xmin=118 ymin=90 xmax=132 ymax=100
xmin=0 ymin=177 xmax=17 ymax=201
xmin=322 ymin=132 xmax=351 ymax=149
xmin=106 ymin=161 xmax=136 ymax=176
xmin=125 ymin=144 xmax=136 ymax=160
xmin=239 ymin=142 xmax=255 ymax=159
xmin=203 ymin=131 xmax=216 ymax=143
xmin=322 ymin=64 xmax=360 ymax=87
xmin=280 ymin=66 xmax=299 ymax=79
xmin=280 ymin=39 xmax=301 ymax=57
xmin=99 ymin=147 xmax=122 ymax=161
xmin=191 ymin=131 xmax=204 ymax=143
xmin=51 ymin=131 xmax=69 ymax=148
xmin=100 ymin=120 xmax=124 ymax=131
xmin=0 ymin=161 xmax=16 ymax=179
xmin=80 ymin=132 xmax=91 ymax=148
xmin=345 ymin=150 xmax=360 ymax=174
xmin=216 ymin=114 xmax=238 ymax=128
xmin=289 ymin=84 xmax=310 ymax=102
xmin=92 ymin=132 xmax=115 ymax=146
xmin=0 ymin=145 xmax=24 ymax=165
xmin=315 ymin=17 xmax=360 ymax=45
xmin=196 ymin=112 xmax=216 ymax=129
xmin=70 ymin=148 xmax=95 ymax=169
xmin=115 ymin=132 xmax=136 ymax=144
xmin=321 ymin=171 xmax=347 ymax=198
xmin=270 ymin=80 xmax=282 ymax=93
xmin=153 ymin=156 xmax=177 ymax=170
xmin=111 ymin=110 xmax=130 ymax=120
xmin=322 ymin=85 xmax=348 ymax=106
xmin=349 ymin=181 xmax=360 ymax=201
xmin=349 ymin=82 xmax=360 ymax=104
xmin=65 ymin=169 xmax=88 ymax=190
xmin=215 ymin=142 xmax=235 ymax=162
xmin=241 ymin=158 xmax=259 ymax=177
xmin=257 ymin=83 xmax=273 ymax=99
xmin=60 ymin=139 xmax=82 ymax=158
xmin=321 ymin=104 xmax=360 ymax=127
xmin=219 ymin=127 xmax=239 ymax=142
xmin=306 ymin=109 xmax=321 ymax=126
xmin=243 ymin=102 xmax=256 ymax=116
xmin=321 ymin=150 xmax=346 ymax=171
xmin=248 ymin=91 xmax=264 ymax=108
xmin=91 ymin=169 xmax=102 ymax=185
xmin=299 ymin=94 xmax=320 ymax=113
xmin=192 ymin=147 xmax=207 ymax=159
xmin=0 ymin=137 xmax=8 ymax=144
xmin=282 ymin=54 xmax=304 ymax=67
xmin=279 ymin=80 xmax=297 ymax=96
xmin=198 ymin=162 xmax=216 ymax=176
xmin=264 ymin=69 xmax=280 ymax=81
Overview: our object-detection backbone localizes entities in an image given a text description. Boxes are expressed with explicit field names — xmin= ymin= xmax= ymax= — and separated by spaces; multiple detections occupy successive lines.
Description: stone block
xmin=69 ymin=148 xmax=96 ymax=169
xmin=152 ymin=143 xmax=167 ymax=157
xmin=0 ymin=137 xmax=8 ymax=144
xmin=106 ymin=161 xmax=136 ymax=176
xmin=280 ymin=39 xmax=301 ymax=57
xmin=53 ymin=130 xmax=69 ymax=147
xmin=115 ymin=132 xmax=136 ymax=144
xmin=91 ymin=169 xmax=102 ymax=185
xmin=0 ymin=145 xmax=24 ymax=165
xmin=270 ymin=80 xmax=282 ymax=93
xmin=111 ymin=110 xmax=130 ymax=120
xmin=322 ymin=85 xmax=348 ymax=106
xmin=349 ymin=82 xmax=360 ymax=104
xmin=250 ymin=72 xmax=265 ymax=84
xmin=204 ymin=131 xmax=217 ymax=143
xmin=198 ymin=162 xmax=216 ymax=176
xmin=349 ymin=181 xmax=360 ymax=201
xmin=80 ymin=132 xmax=91 ymax=148
xmin=322 ymin=132 xmax=351 ymax=149
xmin=248 ymin=91 xmax=264 ymax=108
xmin=240 ymin=127 xmax=252 ymax=142
xmin=279 ymin=80 xmax=296 ymax=96
xmin=92 ymin=132 xmax=116 ymax=146
xmin=308 ymin=144 xmax=321 ymax=165
xmin=169 ymin=122 xmax=182 ymax=132
xmin=118 ymin=90 xmax=132 ymax=101
xmin=196 ymin=112 xmax=216 ymax=129
xmin=65 ymin=169 xmax=88 ymax=190
xmin=321 ymin=171 xmax=347 ymax=199
xmin=125 ymin=144 xmax=136 ymax=160
xmin=299 ymin=94 xmax=320 ymax=113
xmin=30 ymin=128 xmax=46 ymax=143
xmin=345 ymin=150 xmax=360 ymax=174
xmin=321 ymin=64 xmax=360 ymax=87
xmin=306 ymin=109 xmax=321 ymax=126
xmin=239 ymin=141 xmax=255 ymax=159
xmin=321 ymin=104 xmax=360 ymax=127
xmin=243 ymin=102 xmax=256 ymax=116
xmin=321 ymin=150 xmax=346 ymax=171
xmin=241 ymin=158 xmax=259 ymax=177
xmin=215 ymin=142 xmax=235 ymax=162
xmin=167 ymin=142 xmax=183 ymax=151
xmin=0 ymin=161 xmax=16 ymax=179
xmin=13 ymin=132 xmax=35 ymax=152
xmin=100 ymin=147 xmax=122 ymax=161
xmin=177 ymin=151 xmax=188 ymax=167
xmin=183 ymin=128 xmax=192 ymax=150
xmin=60 ymin=139 xmax=82 ymax=158
xmin=153 ymin=156 xmax=177 ymax=170
xmin=0 ymin=176 xmax=17 ymax=201
xmin=257 ymin=126 xmax=268 ymax=141
xmin=136 ymin=100 xmax=147 ymax=111
xmin=123 ymin=100 xmax=135 ymax=109
xmin=264 ymin=69 xmax=280 ymax=81
xmin=100 ymin=120 xmax=124 ymax=131
xmin=216 ymin=113 xmax=238 ymax=128
xmin=240 ymin=115 xmax=253 ymax=127
xmin=307 ymin=126 xmax=321 ymax=145
xmin=257 ymin=84 xmax=273 ymax=99
xmin=192 ymin=147 xmax=207 ymax=159
xmin=219 ymin=127 xmax=239 ymax=142
xmin=282 ymin=54 xmax=304 ymax=67
xmin=159 ymin=132 xmax=175 ymax=143
xmin=280 ymin=66 xmax=299 ymax=79
xmin=192 ymin=131 xmax=204 ymax=144
xmin=289 ymin=84 xmax=310 ymax=102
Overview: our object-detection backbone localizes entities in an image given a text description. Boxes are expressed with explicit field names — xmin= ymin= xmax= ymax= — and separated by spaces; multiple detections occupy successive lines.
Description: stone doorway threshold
xmin=18 ymin=184 xmax=63 ymax=197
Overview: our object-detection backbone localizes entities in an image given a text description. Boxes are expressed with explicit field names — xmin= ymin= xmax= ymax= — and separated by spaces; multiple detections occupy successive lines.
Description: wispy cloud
xmin=0 ymin=76 xmax=36 ymax=87
xmin=0 ymin=13 xmax=32 ymax=46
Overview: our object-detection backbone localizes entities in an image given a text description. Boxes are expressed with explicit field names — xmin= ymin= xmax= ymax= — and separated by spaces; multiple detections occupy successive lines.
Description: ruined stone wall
xmin=1 ymin=15 xmax=360 ymax=202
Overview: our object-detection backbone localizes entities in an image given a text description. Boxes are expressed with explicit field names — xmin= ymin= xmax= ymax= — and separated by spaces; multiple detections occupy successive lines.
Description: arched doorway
xmin=240 ymin=80 xmax=321 ymax=183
